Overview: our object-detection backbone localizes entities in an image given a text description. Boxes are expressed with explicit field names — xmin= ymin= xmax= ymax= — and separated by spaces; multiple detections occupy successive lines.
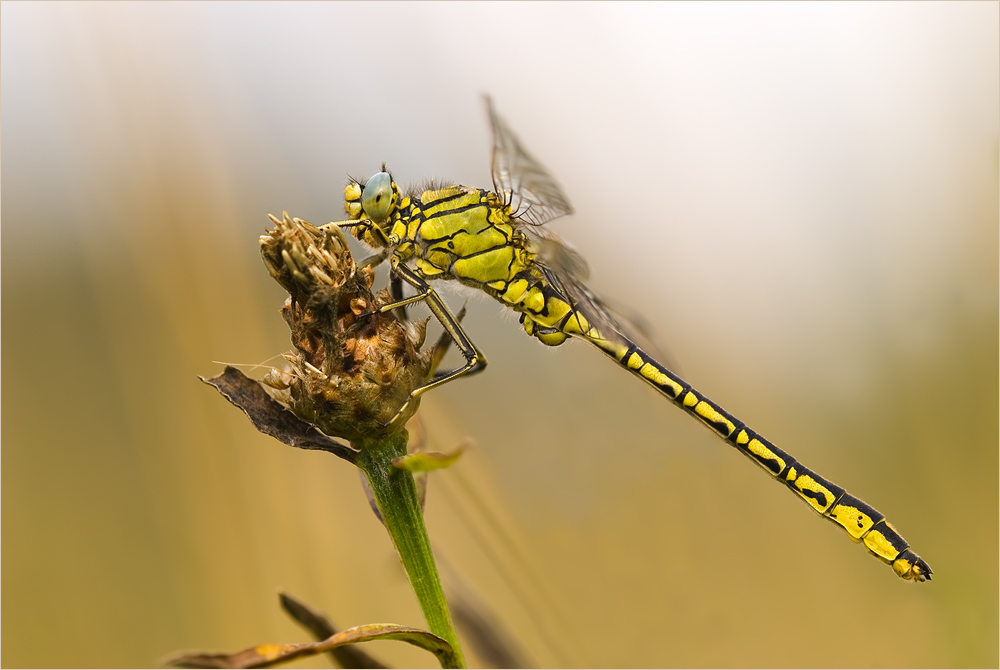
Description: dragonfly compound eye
xmin=361 ymin=171 xmax=397 ymax=221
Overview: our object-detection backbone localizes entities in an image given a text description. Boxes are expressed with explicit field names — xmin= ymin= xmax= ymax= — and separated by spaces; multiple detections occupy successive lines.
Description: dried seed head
xmin=259 ymin=214 xmax=433 ymax=443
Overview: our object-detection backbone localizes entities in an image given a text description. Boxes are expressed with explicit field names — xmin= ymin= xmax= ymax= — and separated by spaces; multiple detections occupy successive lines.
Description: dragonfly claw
xmin=381 ymin=396 xmax=415 ymax=433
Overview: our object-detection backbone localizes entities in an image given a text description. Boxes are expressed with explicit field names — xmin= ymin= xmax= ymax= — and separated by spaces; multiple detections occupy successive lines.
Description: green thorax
xmin=387 ymin=186 xmax=536 ymax=297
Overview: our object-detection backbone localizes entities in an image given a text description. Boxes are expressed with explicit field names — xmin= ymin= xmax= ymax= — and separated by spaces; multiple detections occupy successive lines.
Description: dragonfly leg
xmin=381 ymin=261 xmax=488 ymax=429
xmin=319 ymin=219 xmax=395 ymax=259
xmin=390 ymin=274 xmax=408 ymax=322
xmin=428 ymin=305 xmax=467 ymax=376
xmin=319 ymin=219 xmax=365 ymax=233
xmin=356 ymin=247 xmax=391 ymax=271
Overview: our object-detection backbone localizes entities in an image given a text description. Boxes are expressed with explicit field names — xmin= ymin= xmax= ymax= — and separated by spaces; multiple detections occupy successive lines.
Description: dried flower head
xmin=259 ymin=213 xmax=432 ymax=444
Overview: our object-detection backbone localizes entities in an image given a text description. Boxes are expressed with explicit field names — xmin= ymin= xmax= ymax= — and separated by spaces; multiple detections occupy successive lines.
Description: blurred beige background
xmin=3 ymin=3 xmax=997 ymax=668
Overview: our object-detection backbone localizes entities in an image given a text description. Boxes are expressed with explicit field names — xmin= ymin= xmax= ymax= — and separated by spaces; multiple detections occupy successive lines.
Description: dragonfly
xmin=322 ymin=98 xmax=932 ymax=583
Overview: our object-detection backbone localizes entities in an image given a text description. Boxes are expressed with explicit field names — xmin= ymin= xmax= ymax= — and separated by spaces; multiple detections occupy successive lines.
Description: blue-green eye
xmin=361 ymin=171 xmax=396 ymax=221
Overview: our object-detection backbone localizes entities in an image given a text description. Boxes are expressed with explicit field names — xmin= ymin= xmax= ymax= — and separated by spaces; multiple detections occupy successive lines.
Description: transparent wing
xmin=527 ymin=228 xmax=678 ymax=367
xmin=488 ymin=97 xmax=573 ymax=227
xmin=527 ymin=230 xmax=629 ymax=342
xmin=524 ymin=227 xmax=590 ymax=279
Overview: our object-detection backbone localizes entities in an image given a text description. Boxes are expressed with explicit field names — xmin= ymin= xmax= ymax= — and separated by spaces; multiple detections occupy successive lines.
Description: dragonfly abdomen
xmin=584 ymin=333 xmax=931 ymax=581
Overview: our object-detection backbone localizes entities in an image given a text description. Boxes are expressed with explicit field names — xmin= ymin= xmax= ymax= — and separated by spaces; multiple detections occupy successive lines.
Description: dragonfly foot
xmin=380 ymin=396 xmax=416 ymax=433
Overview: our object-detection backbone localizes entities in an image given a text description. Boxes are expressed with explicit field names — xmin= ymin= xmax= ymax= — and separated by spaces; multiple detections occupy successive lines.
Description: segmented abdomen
xmin=595 ymin=333 xmax=931 ymax=581
xmin=511 ymin=272 xmax=931 ymax=582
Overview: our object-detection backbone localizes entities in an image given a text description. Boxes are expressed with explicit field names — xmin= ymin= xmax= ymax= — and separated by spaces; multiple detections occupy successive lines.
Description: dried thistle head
xmin=259 ymin=213 xmax=431 ymax=444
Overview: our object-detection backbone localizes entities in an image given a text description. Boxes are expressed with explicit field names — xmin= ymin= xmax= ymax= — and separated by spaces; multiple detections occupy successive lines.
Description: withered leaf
xmin=200 ymin=366 xmax=357 ymax=463
xmin=167 ymin=623 xmax=457 ymax=669
xmin=279 ymin=592 xmax=386 ymax=669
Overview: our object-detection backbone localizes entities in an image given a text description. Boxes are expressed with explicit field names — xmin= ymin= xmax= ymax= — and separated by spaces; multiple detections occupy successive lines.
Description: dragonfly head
xmin=345 ymin=166 xmax=400 ymax=225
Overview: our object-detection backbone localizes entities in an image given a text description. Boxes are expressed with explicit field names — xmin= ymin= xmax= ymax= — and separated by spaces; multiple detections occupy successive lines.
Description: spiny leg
xmin=318 ymin=219 xmax=485 ymax=423
xmin=390 ymin=274 xmax=408 ymax=322
xmin=319 ymin=219 xmax=369 ymax=234
xmin=358 ymin=247 xmax=391 ymax=272
xmin=378 ymin=260 xmax=488 ymax=429
xmin=429 ymin=306 xmax=468 ymax=375
xmin=319 ymin=219 xmax=395 ymax=255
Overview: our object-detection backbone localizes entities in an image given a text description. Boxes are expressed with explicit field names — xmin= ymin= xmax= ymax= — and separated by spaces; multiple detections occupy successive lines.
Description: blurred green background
xmin=3 ymin=3 xmax=997 ymax=668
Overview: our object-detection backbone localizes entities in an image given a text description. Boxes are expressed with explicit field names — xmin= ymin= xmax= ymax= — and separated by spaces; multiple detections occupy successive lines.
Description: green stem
xmin=355 ymin=431 xmax=466 ymax=669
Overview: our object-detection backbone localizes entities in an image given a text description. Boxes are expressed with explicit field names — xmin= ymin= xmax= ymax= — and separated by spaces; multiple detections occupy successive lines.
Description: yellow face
xmin=343 ymin=181 xmax=363 ymax=220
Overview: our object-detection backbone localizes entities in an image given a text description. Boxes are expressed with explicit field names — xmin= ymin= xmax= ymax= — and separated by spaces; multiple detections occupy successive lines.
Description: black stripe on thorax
xmin=419 ymin=201 xmax=490 ymax=222
xmin=416 ymin=188 xmax=479 ymax=208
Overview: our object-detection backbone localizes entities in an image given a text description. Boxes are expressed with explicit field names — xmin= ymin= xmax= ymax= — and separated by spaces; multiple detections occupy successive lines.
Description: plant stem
xmin=355 ymin=431 xmax=466 ymax=669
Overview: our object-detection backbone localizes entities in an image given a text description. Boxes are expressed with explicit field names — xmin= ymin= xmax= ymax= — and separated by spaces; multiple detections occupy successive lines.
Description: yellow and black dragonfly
xmin=323 ymin=99 xmax=932 ymax=583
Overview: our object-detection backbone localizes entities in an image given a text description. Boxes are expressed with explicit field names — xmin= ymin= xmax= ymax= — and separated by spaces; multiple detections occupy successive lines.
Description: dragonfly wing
xmin=488 ymin=97 xmax=573 ymax=227
xmin=527 ymin=231 xmax=631 ymax=345
xmin=526 ymin=228 xmax=591 ymax=280
xmin=590 ymin=297 xmax=681 ymax=373
xmin=528 ymin=228 xmax=681 ymax=369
